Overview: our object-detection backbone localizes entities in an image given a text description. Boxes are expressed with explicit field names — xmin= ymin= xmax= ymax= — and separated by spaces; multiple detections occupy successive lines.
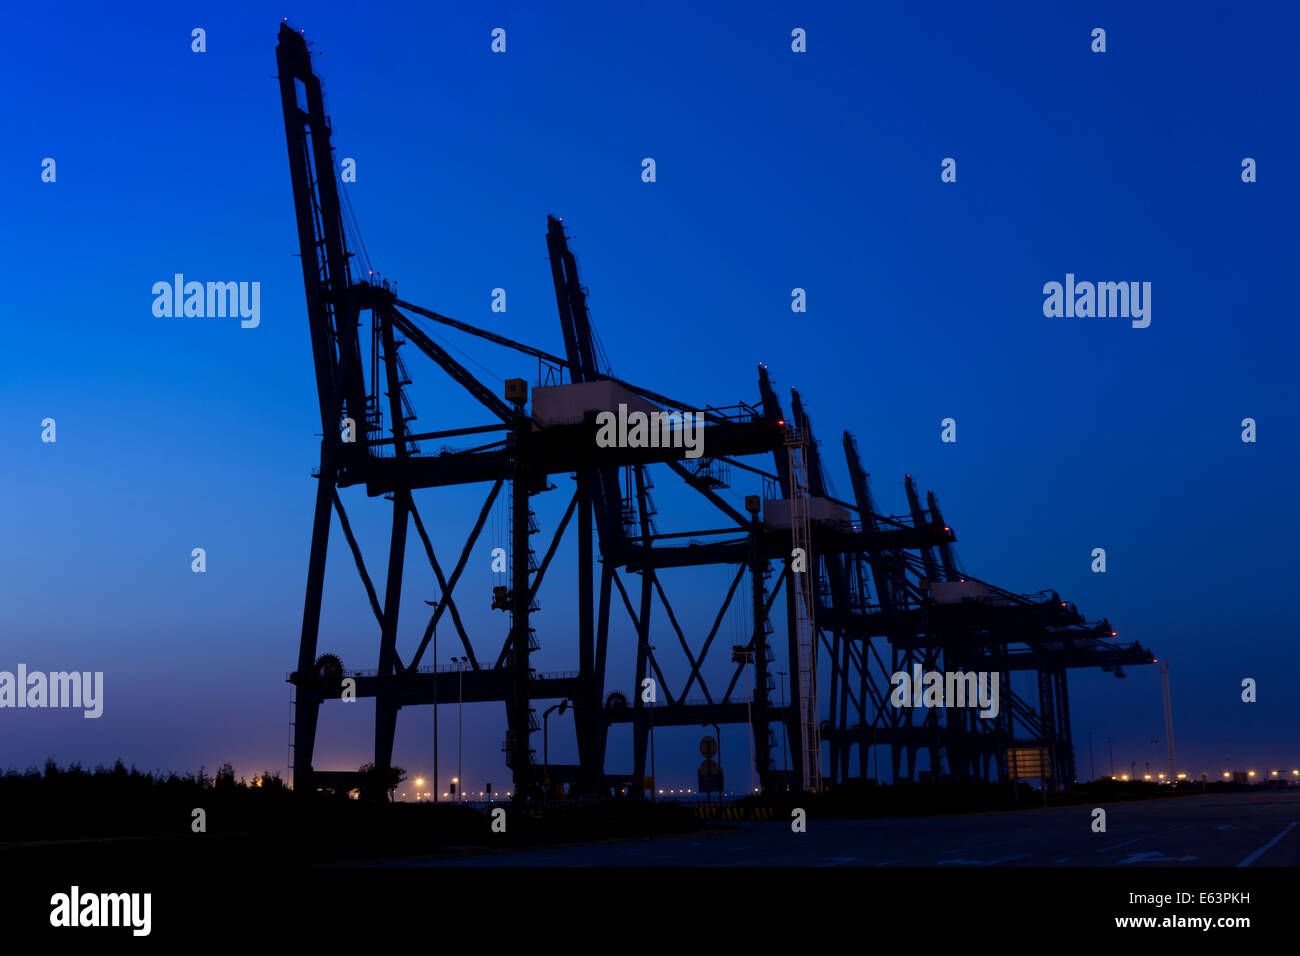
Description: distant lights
xmin=1223 ymin=772 xmax=1231 ymax=778
xmin=1248 ymin=771 xmax=1256 ymax=777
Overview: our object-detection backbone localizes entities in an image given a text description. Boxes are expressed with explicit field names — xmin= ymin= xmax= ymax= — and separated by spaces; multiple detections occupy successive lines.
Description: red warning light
xmin=1111 ymin=631 xmax=1117 ymax=637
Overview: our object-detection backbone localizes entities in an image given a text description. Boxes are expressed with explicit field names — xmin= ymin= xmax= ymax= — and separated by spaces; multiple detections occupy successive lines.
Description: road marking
xmin=936 ymin=859 xmax=984 ymax=865
xmin=1215 ymin=824 xmax=1236 ymax=831
xmin=1096 ymin=823 xmax=1194 ymax=854
xmin=958 ymin=839 xmax=1016 ymax=853
xmin=876 ymin=859 xmax=902 ymax=866
xmin=1118 ymin=850 xmax=1175 ymax=864
xmin=1054 ymin=857 xmax=1071 ymax=863
xmin=1237 ymin=822 xmax=1297 ymax=867
xmin=816 ymin=857 xmax=864 ymax=866
xmin=989 ymin=853 xmax=1032 ymax=864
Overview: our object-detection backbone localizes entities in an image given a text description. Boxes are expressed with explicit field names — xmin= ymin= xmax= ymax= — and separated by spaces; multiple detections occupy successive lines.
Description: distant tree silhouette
xmin=357 ymin=762 xmax=405 ymax=803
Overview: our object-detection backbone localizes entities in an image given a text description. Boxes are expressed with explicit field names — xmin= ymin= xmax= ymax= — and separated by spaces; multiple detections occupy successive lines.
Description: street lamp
xmin=542 ymin=699 xmax=570 ymax=804
xmin=423 ymin=597 xmax=443 ymax=803
xmin=732 ymin=645 xmax=756 ymax=796
xmin=647 ymin=644 xmax=657 ymax=802
xmin=451 ymin=656 xmax=467 ymax=799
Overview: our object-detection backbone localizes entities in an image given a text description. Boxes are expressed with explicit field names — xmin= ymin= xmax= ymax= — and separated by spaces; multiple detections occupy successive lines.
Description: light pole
xmin=452 ymin=656 xmax=466 ymax=800
xmin=732 ymin=645 xmax=756 ymax=795
xmin=542 ymin=699 xmax=570 ymax=805
xmin=423 ymin=602 xmax=438 ymax=802
xmin=647 ymin=644 xmax=656 ymax=802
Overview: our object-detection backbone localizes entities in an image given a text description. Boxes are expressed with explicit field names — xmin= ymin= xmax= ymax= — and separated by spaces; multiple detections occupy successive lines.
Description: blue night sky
xmin=2 ymin=0 xmax=1297 ymax=791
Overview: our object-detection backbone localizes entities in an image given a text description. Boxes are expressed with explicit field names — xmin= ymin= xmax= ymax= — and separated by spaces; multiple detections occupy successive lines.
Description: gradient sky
xmin=2 ymin=1 xmax=1297 ymax=792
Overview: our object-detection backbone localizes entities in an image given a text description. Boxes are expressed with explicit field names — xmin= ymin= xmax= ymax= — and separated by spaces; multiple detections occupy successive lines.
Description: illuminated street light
xmin=1248 ymin=771 xmax=1256 ymax=777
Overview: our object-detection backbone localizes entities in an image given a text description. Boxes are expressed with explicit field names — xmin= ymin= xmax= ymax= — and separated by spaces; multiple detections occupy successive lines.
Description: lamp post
xmin=452 ymin=656 xmax=466 ymax=799
xmin=732 ymin=645 xmax=756 ymax=796
xmin=647 ymin=644 xmax=656 ymax=802
xmin=542 ymin=699 xmax=570 ymax=805
xmin=423 ymin=601 xmax=438 ymax=802
xmin=434 ymin=621 xmax=438 ymax=802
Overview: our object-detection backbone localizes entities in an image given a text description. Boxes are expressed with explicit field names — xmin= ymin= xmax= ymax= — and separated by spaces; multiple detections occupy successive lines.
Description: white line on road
xmin=1237 ymin=822 xmax=1297 ymax=867
xmin=1055 ymin=857 xmax=1071 ymax=863
xmin=1096 ymin=824 xmax=1195 ymax=854
xmin=989 ymin=853 xmax=1032 ymax=864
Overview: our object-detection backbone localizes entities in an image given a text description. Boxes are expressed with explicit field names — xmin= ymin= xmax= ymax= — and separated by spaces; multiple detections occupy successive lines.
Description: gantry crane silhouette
xmin=276 ymin=22 xmax=1154 ymax=800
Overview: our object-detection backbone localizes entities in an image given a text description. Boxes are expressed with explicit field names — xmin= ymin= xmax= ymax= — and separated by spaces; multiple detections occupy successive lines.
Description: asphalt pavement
xmin=393 ymin=790 xmax=1300 ymax=867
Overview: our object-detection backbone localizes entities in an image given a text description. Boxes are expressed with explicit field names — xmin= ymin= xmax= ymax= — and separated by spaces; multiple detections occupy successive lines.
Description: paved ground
xmin=396 ymin=791 xmax=1300 ymax=866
